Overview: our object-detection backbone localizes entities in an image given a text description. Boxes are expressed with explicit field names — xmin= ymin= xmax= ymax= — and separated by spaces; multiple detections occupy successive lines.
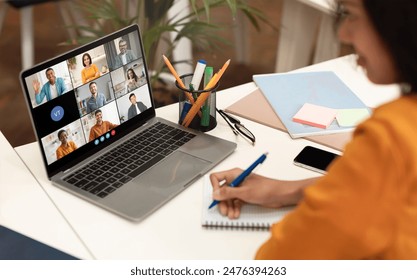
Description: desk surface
xmin=15 ymin=55 xmax=399 ymax=259
xmin=0 ymin=131 xmax=92 ymax=259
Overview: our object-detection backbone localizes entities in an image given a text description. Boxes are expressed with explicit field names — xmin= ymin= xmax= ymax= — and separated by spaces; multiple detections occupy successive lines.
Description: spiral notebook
xmin=201 ymin=176 xmax=294 ymax=229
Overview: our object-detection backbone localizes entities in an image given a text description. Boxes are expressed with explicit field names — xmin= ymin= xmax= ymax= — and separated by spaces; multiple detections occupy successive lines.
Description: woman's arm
xmin=209 ymin=170 xmax=318 ymax=219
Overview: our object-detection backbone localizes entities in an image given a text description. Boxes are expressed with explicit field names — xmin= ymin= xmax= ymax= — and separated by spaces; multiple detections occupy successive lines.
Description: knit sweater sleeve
xmin=255 ymin=103 xmax=407 ymax=259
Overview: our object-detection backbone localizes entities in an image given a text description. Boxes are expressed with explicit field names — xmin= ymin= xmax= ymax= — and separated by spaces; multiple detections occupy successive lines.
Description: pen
xmin=208 ymin=152 xmax=268 ymax=209
xmin=179 ymin=100 xmax=192 ymax=123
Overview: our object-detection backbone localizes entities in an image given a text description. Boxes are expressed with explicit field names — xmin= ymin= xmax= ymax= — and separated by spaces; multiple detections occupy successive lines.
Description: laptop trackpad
xmin=134 ymin=151 xmax=211 ymax=194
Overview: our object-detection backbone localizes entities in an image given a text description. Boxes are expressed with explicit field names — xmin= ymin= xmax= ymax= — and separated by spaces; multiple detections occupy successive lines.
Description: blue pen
xmin=208 ymin=152 xmax=268 ymax=209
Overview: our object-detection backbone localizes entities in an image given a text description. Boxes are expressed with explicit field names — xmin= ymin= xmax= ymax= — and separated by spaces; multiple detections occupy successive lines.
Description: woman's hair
xmin=127 ymin=68 xmax=138 ymax=81
xmin=82 ymin=53 xmax=92 ymax=67
xmin=364 ymin=0 xmax=417 ymax=92
xmin=335 ymin=0 xmax=417 ymax=92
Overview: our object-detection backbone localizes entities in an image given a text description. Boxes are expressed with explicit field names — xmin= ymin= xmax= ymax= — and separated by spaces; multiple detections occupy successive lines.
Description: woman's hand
xmin=209 ymin=169 xmax=318 ymax=219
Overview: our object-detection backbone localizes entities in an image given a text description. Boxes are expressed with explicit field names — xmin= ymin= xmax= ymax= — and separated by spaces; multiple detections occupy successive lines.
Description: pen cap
xmin=175 ymin=73 xmax=219 ymax=132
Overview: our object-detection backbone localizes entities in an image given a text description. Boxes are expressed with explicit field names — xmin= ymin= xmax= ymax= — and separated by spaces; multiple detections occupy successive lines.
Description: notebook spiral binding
xmin=202 ymin=220 xmax=270 ymax=231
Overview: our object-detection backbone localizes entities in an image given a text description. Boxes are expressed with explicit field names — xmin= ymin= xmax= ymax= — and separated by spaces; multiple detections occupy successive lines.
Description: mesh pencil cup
xmin=175 ymin=73 xmax=219 ymax=132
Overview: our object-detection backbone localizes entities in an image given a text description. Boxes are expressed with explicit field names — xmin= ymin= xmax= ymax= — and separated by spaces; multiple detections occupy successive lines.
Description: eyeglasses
xmin=216 ymin=108 xmax=255 ymax=145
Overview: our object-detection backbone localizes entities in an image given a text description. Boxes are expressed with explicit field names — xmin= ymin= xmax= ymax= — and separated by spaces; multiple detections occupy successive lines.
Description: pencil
xmin=205 ymin=59 xmax=230 ymax=89
xmin=182 ymin=59 xmax=230 ymax=127
xmin=162 ymin=55 xmax=195 ymax=104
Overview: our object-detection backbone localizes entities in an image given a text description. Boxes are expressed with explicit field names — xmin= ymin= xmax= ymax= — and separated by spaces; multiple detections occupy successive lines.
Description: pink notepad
xmin=292 ymin=103 xmax=337 ymax=129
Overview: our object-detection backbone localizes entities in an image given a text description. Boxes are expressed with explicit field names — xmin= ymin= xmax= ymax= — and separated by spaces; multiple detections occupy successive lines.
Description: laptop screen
xmin=20 ymin=25 xmax=156 ymax=177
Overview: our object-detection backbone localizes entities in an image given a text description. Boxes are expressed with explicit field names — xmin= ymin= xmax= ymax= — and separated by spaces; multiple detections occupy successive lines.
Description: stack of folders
xmin=201 ymin=176 xmax=293 ymax=230
xmin=253 ymin=71 xmax=370 ymax=138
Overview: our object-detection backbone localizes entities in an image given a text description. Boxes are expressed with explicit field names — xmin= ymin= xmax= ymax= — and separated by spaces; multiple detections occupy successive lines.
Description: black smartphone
xmin=293 ymin=146 xmax=340 ymax=174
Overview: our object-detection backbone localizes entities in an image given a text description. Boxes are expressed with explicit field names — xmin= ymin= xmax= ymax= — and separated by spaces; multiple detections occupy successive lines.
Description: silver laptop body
xmin=20 ymin=25 xmax=236 ymax=222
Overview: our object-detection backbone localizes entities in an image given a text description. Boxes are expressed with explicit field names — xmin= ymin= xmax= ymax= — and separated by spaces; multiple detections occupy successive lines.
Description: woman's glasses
xmin=216 ymin=108 xmax=255 ymax=145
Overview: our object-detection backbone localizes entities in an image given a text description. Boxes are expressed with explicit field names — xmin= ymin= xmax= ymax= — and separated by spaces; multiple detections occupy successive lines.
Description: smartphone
xmin=293 ymin=146 xmax=340 ymax=174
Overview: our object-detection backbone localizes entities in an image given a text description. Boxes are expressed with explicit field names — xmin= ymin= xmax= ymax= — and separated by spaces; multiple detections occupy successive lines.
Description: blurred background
xmin=0 ymin=0 xmax=347 ymax=147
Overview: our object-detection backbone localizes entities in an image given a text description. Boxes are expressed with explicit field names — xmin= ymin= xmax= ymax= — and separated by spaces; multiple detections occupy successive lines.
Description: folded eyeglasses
xmin=216 ymin=108 xmax=255 ymax=145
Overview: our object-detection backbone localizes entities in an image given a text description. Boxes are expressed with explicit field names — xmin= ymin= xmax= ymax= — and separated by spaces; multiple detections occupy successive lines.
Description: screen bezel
xmin=19 ymin=24 xmax=156 ymax=178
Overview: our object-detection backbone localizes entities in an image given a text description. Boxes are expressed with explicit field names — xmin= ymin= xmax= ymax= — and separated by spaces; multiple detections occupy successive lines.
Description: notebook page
xmin=202 ymin=176 xmax=294 ymax=229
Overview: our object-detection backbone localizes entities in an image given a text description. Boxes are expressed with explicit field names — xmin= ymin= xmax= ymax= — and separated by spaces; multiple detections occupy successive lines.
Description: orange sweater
xmin=56 ymin=141 xmax=77 ymax=160
xmin=81 ymin=64 xmax=99 ymax=84
xmin=88 ymin=121 xmax=118 ymax=141
xmin=256 ymin=96 xmax=417 ymax=259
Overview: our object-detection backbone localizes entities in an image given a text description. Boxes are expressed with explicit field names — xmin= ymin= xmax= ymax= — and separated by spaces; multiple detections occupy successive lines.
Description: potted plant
xmin=67 ymin=57 xmax=77 ymax=70
xmin=67 ymin=0 xmax=275 ymax=83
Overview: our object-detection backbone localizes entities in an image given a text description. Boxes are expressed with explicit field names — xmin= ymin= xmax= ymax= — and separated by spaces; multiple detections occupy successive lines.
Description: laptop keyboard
xmin=63 ymin=122 xmax=196 ymax=198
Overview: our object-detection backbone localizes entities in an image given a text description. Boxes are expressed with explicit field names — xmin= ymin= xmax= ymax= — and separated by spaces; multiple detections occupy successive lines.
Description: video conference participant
xmin=88 ymin=109 xmax=118 ymax=141
xmin=81 ymin=53 xmax=100 ymax=84
xmin=127 ymin=93 xmax=147 ymax=120
xmin=86 ymin=82 xmax=107 ymax=114
xmin=33 ymin=67 xmax=67 ymax=105
xmin=114 ymin=39 xmax=137 ymax=69
xmin=125 ymin=68 xmax=140 ymax=93
xmin=56 ymin=129 xmax=77 ymax=160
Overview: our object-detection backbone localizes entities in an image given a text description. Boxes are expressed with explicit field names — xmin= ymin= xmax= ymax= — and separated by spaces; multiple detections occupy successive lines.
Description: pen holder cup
xmin=176 ymin=73 xmax=218 ymax=132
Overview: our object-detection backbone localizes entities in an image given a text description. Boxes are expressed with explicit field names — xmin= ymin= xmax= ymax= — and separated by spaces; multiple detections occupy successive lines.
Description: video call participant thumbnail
xmin=88 ymin=109 xmax=118 ymax=141
xmin=114 ymin=39 xmax=137 ymax=69
xmin=33 ymin=68 xmax=67 ymax=105
xmin=56 ymin=129 xmax=78 ymax=160
xmin=81 ymin=53 xmax=100 ymax=84
xmin=86 ymin=82 xmax=107 ymax=114
xmin=127 ymin=93 xmax=147 ymax=120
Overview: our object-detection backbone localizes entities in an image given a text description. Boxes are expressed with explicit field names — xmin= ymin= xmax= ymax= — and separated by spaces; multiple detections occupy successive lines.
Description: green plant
xmin=67 ymin=0 xmax=275 ymax=83
xmin=66 ymin=57 xmax=77 ymax=69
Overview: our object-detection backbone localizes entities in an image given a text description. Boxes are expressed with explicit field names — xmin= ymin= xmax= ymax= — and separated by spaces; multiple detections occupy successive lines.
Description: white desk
xmin=0 ymin=131 xmax=92 ymax=259
xmin=15 ymin=55 xmax=399 ymax=259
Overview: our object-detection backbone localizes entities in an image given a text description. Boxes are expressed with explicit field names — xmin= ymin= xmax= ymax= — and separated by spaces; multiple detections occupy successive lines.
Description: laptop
xmin=20 ymin=24 xmax=236 ymax=222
